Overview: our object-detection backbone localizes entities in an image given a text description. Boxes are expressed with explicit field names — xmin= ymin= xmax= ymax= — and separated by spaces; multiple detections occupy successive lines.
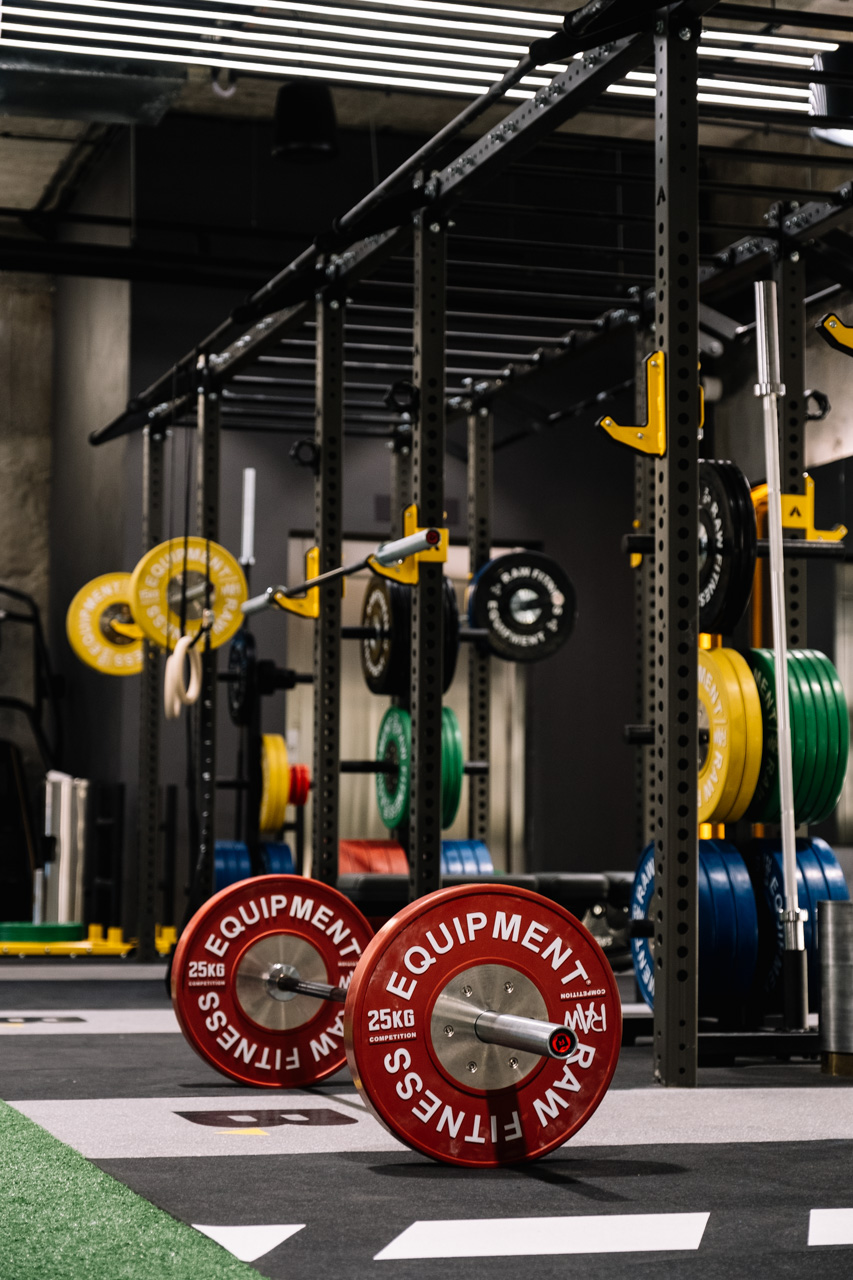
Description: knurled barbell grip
xmin=275 ymin=974 xmax=347 ymax=1002
xmin=474 ymin=1011 xmax=576 ymax=1060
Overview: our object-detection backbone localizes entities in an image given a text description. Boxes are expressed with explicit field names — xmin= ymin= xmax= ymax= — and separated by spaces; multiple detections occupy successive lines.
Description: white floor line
xmin=809 ymin=1209 xmax=853 ymax=1246
xmin=12 ymin=1087 xmax=853 ymax=1158
xmin=0 ymin=964 xmax=166 ymax=981
xmin=193 ymin=1224 xmax=304 ymax=1261
xmin=374 ymin=1213 xmax=711 ymax=1259
xmin=0 ymin=1009 xmax=179 ymax=1034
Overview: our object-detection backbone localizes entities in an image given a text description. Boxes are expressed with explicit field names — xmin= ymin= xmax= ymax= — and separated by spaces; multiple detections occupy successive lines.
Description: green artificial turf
xmin=0 ymin=1100 xmax=260 ymax=1279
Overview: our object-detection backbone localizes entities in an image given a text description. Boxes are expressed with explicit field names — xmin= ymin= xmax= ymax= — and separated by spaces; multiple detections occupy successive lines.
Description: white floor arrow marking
xmin=374 ymin=1212 xmax=711 ymax=1259
xmin=809 ymin=1209 xmax=853 ymax=1246
xmin=193 ymin=1224 xmax=305 ymax=1261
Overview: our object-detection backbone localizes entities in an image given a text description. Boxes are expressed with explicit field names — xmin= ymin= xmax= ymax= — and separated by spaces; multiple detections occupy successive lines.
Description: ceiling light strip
xmin=309 ymin=0 xmax=558 ymax=22
xmin=19 ymin=0 xmax=554 ymax=39
xmin=607 ymin=82 xmax=809 ymax=112
xmin=1 ymin=19 xmax=559 ymax=80
xmin=48 ymin=0 xmax=558 ymax=23
xmin=3 ymin=7 xmax=567 ymax=70
xmin=3 ymin=0 xmax=541 ymax=57
xmin=0 ymin=33 xmax=533 ymax=92
xmin=702 ymin=28 xmax=837 ymax=53
xmin=624 ymin=70 xmax=810 ymax=99
xmin=698 ymin=46 xmax=814 ymax=68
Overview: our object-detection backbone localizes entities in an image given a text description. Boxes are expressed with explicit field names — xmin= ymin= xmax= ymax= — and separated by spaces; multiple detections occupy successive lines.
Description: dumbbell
xmin=171 ymin=875 xmax=621 ymax=1166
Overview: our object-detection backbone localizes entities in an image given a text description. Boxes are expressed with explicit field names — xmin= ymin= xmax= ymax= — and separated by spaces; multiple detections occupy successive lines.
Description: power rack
xmin=91 ymin=0 xmax=853 ymax=1082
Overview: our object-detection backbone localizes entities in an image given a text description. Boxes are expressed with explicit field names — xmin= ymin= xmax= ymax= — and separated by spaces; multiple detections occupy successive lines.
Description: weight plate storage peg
xmin=172 ymin=875 xmax=374 ymax=1088
xmin=129 ymin=536 xmax=247 ymax=651
xmin=467 ymin=552 xmax=576 ymax=663
xmin=66 ymin=573 xmax=144 ymax=676
xmin=345 ymin=882 xmax=621 ymax=1167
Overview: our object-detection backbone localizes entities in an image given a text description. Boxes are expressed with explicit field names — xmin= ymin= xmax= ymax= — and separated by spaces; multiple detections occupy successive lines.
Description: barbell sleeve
xmin=372 ymin=528 xmax=440 ymax=566
xmin=474 ymin=1011 xmax=576 ymax=1060
xmin=242 ymin=587 xmax=277 ymax=616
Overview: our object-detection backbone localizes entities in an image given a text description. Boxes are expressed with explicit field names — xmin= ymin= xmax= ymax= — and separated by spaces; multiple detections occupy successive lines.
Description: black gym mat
xmin=95 ymin=1142 xmax=853 ymax=1280
xmin=5 ymin=978 xmax=853 ymax=1280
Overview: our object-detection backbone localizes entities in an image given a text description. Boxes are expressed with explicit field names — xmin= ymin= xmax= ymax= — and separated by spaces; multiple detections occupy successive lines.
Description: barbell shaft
xmin=474 ymin=1011 xmax=576 ymax=1060
xmin=342 ymin=625 xmax=489 ymax=642
xmin=275 ymin=973 xmax=347 ymax=1002
xmin=622 ymin=532 xmax=851 ymax=561
xmin=341 ymin=759 xmax=398 ymax=775
xmin=340 ymin=758 xmax=488 ymax=775
xmin=242 ymin=530 xmax=441 ymax=618
xmin=274 ymin=973 xmax=574 ymax=1060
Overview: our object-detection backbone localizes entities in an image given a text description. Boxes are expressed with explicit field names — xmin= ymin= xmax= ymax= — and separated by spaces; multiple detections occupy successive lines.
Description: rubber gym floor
xmin=3 ymin=964 xmax=853 ymax=1280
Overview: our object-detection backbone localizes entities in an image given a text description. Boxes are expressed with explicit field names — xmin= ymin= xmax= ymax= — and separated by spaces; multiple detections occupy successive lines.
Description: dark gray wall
xmin=0 ymin=272 xmax=54 ymax=789
xmin=51 ymin=112 xmax=643 ymax=888
xmin=50 ymin=133 xmax=134 ymax=785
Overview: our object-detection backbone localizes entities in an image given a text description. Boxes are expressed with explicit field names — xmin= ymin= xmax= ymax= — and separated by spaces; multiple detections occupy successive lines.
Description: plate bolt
xmin=508 ymin=1056 xmax=519 ymax=1069
xmin=462 ymin=985 xmax=473 ymax=997
xmin=504 ymin=981 xmax=514 ymax=993
xmin=466 ymin=1061 xmax=478 ymax=1073
xmin=444 ymin=1025 xmax=454 ymax=1038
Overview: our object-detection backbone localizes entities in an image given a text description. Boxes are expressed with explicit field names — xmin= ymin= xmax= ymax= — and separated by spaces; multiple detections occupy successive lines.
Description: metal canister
xmin=819 ymin=899 xmax=853 ymax=1076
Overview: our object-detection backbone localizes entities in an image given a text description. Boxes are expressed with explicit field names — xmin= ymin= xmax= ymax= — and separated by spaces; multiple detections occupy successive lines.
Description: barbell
xmin=171 ymin=875 xmax=621 ymax=1166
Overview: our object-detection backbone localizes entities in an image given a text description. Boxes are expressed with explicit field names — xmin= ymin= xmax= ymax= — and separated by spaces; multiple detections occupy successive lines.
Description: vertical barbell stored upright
xmin=754 ymin=278 xmax=809 ymax=1031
